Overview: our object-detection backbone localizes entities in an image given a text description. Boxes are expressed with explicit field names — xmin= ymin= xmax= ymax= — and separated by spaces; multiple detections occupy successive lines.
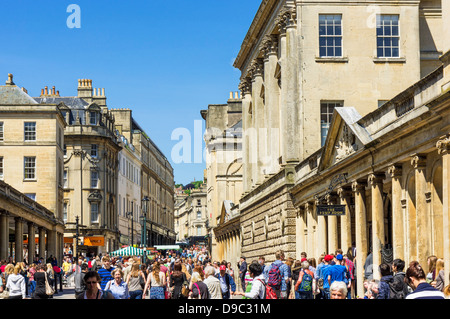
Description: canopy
xmin=109 ymin=246 xmax=145 ymax=257
xmin=154 ymin=245 xmax=181 ymax=250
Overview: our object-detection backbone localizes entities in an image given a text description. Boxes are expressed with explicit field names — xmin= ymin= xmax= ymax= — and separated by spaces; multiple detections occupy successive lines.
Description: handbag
xmin=181 ymin=273 xmax=190 ymax=297
xmin=44 ymin=272 xmax=55 ymax=296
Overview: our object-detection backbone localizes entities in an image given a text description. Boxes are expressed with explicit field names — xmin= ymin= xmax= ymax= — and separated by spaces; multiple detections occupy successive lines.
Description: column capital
xmin=249 ymin=58 xmax=264 ymax=80
xmin=436 ymin=135 xmax=450 ymax=154
xmin=387 ymin=164 xmax=402 ymax=178
xmin=411 ymin=153 xmax=427 ymax=169
xmin=276 ymin=6 xmax=297 ymax=34
xmin=352 ymin=180 xmax=366 ymax=193
xmin=337 ymin=187 xmax=352 ymax=199
xmin=238 ymin=77 xmax=252 ymax=96
xmin=260 ymin=34 xmax=278 ymax=61
xmin=368 ymin=173 xmax=385 ymax=187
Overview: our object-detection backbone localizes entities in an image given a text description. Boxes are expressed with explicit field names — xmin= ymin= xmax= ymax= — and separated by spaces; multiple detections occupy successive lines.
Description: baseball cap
xmin=324 ymin=255 xmax=333 ymax=262
xmin=336 ymin=254 xmax=343 ymax=261
xmin=220 ymin=265 xmax=226 ymax=271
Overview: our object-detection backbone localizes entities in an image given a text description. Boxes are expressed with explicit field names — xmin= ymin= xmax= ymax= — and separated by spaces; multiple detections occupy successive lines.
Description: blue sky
xmin=0 ymin=0 xmax=260 ymax=185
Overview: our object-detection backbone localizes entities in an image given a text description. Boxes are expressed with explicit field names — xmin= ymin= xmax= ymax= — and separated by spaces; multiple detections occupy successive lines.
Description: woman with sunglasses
xmin=76 ymin=271 xmax=114 ymax=299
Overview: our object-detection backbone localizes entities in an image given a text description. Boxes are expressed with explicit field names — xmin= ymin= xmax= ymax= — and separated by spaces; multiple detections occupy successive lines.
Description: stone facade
xmin=0 ymin=74 xmax=66 ymax=263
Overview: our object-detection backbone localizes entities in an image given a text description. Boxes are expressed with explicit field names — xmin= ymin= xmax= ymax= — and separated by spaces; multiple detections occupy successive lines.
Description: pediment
xmin=318 ymin=107 xmax=372 ymax=172
xmin=218 ymin=200 xmax=235 ymax=225
xmin=86 ymin=102 xmax=101 ymax=111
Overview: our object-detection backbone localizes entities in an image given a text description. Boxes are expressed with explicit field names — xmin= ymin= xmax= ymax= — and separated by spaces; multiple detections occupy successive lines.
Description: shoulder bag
xmin=44 ymin=272 xmax=55 ymax=296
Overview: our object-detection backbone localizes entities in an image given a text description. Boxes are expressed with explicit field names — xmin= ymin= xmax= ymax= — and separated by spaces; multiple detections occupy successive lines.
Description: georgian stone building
xmin=234 ymin=0 xmax=444 ymax=266
xmin=201 ymin=92 xmax=243 ymax=261
xmin=34 ymin=79 xmax=122 ymax=256
xmin=0 ymin=74 xmax=66 ymax=263
xmin=111 ymin=108 xmax=176 ymax=247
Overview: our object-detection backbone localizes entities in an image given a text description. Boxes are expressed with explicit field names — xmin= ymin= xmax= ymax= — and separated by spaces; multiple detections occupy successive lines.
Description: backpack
xmin=258 ymin=279 xmax=277 ymax=299
xmin=267 ymin=263 xmax=282 ymax=288
xmin=387 ymin=274 xmax=408 ymax=299
xmin=298 ymin=271 xmax=313 ymax=292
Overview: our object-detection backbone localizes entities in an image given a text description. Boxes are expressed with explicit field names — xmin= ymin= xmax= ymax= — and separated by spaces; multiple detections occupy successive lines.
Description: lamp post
xmin=141 ymin=196 xmax=149 ymax=247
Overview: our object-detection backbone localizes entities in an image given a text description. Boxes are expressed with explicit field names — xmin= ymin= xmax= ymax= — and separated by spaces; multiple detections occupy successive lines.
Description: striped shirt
xmin=406 ymin=282 xmax=445 ymax=299
xmin=98 ymin=266 xmax=115 ymax=291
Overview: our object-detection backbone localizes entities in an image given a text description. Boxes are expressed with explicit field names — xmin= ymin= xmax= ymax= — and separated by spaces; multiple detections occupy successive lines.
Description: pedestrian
xmin=105 ymin=268 xmax=130 ymax=299
xmin=27 ymin=263 xmax=36 ymax=297
xmin=320 ymin=254 xmax=335 ymax=299
xmin=76 ymin=271 xmax=114 ymax=299
xmin=364 ymin=249 xmax=373 ymax=280
xmin=234 ymin=262 xmax=266 ymax=299
xmin=377 ymin=263 xmax=393 ymax=299
xmin=390 ymin=258 xmax=409 ymax=299
xmin=74 ymin=263 xmax=88 ymax=298
xmin=215 ymin=264 xmax=236 ymax=299
xmin=285 ymin=257 xmax=294 ymax=299
xmin=143 ymin=262 xmax=166 ymax=299
xmin=267 ymin=250 xmax=290 ymax=299
xmin=238 ymin=257 xmax=247 ymax=292
xmin=45 ymin=263 xmax=55 ymax=297
xmin=426 ymin=255 xmax=438 ymax=284
xmin=294 ymin=259 xmax=315 ymax=299
xmin=434 ymin=259 xmax=445 ymax=292
xmin=204 ymin=265 xmax=222 ymax=299
xmin=343 ymin=253 xmax=355 ymax=299
xmin=169 ymin=260 xmax=188 ymax=299
xmin=405 ymin=261 xmax=444 ymax=299
xmin=330 ymin=281 xmax=347 ymax=299
xmin=126 ymin=263 xmax=145 ymax=299
xmin=98 ymin=255 xmax=115 ymax=292
xmin=32 ymin=264 xmax=49 ymax=299
xmin=189 ymin=271 xmax=209 ymax=299
xmin=291 ymin=260 xmax=302 ymax=287
xmin=6 ymin=264 xmax=26 ymax=299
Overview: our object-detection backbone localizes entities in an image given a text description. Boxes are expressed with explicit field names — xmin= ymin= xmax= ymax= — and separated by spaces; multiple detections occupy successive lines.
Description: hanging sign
xmin=316 ymin=205 xmax=346 ymax=216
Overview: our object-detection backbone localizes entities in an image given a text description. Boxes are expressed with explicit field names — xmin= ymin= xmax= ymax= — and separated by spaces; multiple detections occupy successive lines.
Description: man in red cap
xmin=315 ymin=254 xmax=333 ymax=299
xmin=215 ymin=264 xmax=236 ymax=299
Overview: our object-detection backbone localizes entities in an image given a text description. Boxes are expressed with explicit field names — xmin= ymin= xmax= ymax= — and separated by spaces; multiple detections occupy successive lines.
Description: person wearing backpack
xmin=267 ymin=250 xmax=290 ymax=299
xmin=377 ymin=263 xmax=393 ymax=299
xmin=294 ymin=260 xmax=315 ymax=299
xmin=391 ymin=258 xmax=410 ymax=298
xmin=235 ymin=262 xmax=266 ymax=299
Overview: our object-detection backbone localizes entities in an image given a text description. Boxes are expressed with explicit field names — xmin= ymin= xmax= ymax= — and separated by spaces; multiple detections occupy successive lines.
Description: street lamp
xmin=141 ymin=196 xmax=149 ymax=247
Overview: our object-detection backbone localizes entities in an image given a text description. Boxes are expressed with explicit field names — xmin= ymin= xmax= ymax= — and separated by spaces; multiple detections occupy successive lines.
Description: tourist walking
xmin=215 ymin=264 xmax=236 ymax=299
xmin=105 ymin=268 xmax=130 ymax=299
xmin=169 ymin=261 xmax=188 ymax=299
xmin=204 ymin=265 xmax=222 ymax=299
xmin=98 ymin=256 xmax=115 ymax=292
xmin=6 ymin=264 xmax=26 ymax=299
xmin=32 ymin=264 xmax=49 ymax=299
xmin=294 ymin=260 xmax=315 ymax=299
xmin=405 ymin=261 xmax=444 ymax=299
xmin=76 ymin=271 xmax=114 ymax=299
xmin=126 ymin=263 xmax=145 ymax=299
xmin=143 ymin=262 xmax=167 ymax=299
xmin=234 ymin=262 xmax=266 ymax=299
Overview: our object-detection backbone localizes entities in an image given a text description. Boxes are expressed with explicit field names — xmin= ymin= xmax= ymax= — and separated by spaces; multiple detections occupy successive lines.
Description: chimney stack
xmin=77 ymin=78 xmax=93 ymax=101
xmin=5 ymin=73 xmax=14 ymax=85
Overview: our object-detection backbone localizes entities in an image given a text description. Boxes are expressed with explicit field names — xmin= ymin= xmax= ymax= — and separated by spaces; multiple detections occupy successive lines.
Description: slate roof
xmin=0 ymin=85 xmax=38 ymax=105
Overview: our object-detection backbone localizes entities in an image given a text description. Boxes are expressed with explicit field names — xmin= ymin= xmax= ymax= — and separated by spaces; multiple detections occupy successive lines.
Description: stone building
xmin=201 ymin=92 xmax=243 ymax=263
xmin=35 ymin=79 xmax=122 ymax=256
xmin=174 ymin=183 xmax=209 ymax=246
xmin=111 ymin=108 xmax=176 ymax=247
xmin=234 ymin=0 xmax=444 ymax=265
xmin=0 ymin=74 xmax=66 ymax=263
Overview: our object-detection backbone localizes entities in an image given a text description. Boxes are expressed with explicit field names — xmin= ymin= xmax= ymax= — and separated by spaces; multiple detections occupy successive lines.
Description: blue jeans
xmin=130 ymin=290 xmax=143 ymax=299
xmin=29 ymin=281 xmax=36 ymax=296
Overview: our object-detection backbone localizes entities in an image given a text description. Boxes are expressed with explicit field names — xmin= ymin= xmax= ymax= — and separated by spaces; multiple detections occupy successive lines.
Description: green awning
xmin=109 ymin=246 xmax=145 ymax=256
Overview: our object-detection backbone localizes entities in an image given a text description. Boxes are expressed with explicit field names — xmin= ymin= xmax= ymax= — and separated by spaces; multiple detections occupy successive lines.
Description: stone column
xmin=38 ymin=227 xmax=46 ymax=260
xmin=0 ymin=212 xmax=9 ymax=260
xmin=369 ymin=173 xmax=385 ymax=280
xmin=297 ymin=206 xmax=306 ymax=255
xmin=352 ymin=180 xmax=368 ymax=297
xmin=277 ymin=6 xmax=299 ymax=165
xmin=27 ymin=222 xmax=36 ymax=264
xmin=239 ymin=78 xmax=252 ymax=193
xmin=250 ymin=58 xmax=265 ymax=186
xmin=305 ymin=202 xmax=315 ymax=256
xmin=261 ymin=35 xmax=280 ymax=176
xmin=411 ymin=154 xmax=429 ymax=269
xmin=388 ymin=165 xmax=404 ymax=261
xmin=14 ymin=217 xmax=24 ymax=263
xmin=338 ymin=187 xmax=352 ymax=253
xmin=437 ymin=137 xmax=450 ymax=288
xmin=326 ymin=194 xmax=338 ymax=254
xmin=315 ymin=199 xmax=327 ymax=255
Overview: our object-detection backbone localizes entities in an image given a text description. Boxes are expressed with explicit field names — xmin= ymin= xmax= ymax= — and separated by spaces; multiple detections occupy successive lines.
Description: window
xmin=91 ymin=144 xmax=98 ymax=158
xmin=24 ymin=157 xmax=36 ymax=180
xmin=196 ymin=226 xmax=202 ymax=236
xmin=319 ymin=14 xmax=342 ymax=57
xmin=24 ymin=122 xmax=36 ymax=141
xmin=63 ymin=169 xmax=68 ymax=188
xmin=25 ymin=193 xmax=36 ymax=201
xmin=0 ymin=157 xmax=3 ymax=180
xmin=321 ymin=101 xmax=343 ymax=146
xmin=197 ymin=199 xmax=201 ymax=206
xmin=91 ymin=203 xmax=99 ymax=223
xmin=90 ymin=170 xmax=99 ymax=188
xmin=63 ymin=144 xmax=67 ymax=157
xmin=63 ymin=202 xmax=68 ymax=222
xmin=376 ymin=15 xmax=399 ymax=58
xmin=89 ymin=112 xmax=97 ymax=125
xmin=197 ymin=211 xmax=202 ymax=220
xmin=0 ymin=122 xmax=3 ymax=141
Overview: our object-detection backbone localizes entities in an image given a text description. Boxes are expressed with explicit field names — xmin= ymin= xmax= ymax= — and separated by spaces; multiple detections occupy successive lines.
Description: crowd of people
xmin=1 ymin=245 xmax=449 ymax=300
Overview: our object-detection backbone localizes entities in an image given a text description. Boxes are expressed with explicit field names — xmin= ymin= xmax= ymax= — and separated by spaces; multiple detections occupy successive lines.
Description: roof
xmin=0 ymin=85 xmax=38 ymax=105
xmin=34 ymin=97 xmax=89 ymax=109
